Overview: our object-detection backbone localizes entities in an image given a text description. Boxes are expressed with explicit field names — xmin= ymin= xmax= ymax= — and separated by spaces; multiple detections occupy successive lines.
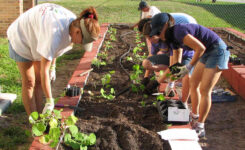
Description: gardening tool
xmin=55 ymin=104 xmax=85 ymax=111
xmin=78 ymin=68 xmax=93 ymax=77
xmin=152 ymin=92 xmax=164 ymax=96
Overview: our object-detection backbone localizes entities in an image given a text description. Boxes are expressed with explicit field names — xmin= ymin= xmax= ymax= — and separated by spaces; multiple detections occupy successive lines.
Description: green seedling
xmin=110 ymin=34 xmax=116 ymax=41
xmin=104 ymin=41 xmax=113 ymax=51
xmin=64 ymin=126 xmax=96 ymax=150
xmin=150 ymin=76 xmax=156 ymax=81
xmin=131 ymin=84 xmax=139 ymax=93
xmin=166 ymin=73 xmax=171 ymax=78
xmin=133 ymin=47 xmax=142 ymax=54
xmin=100 ymin=88 xmax=115 ymax=100
xmin=101 ymin=73 xmax=111 ymax=88
xmin=230 ymin=54 xmax=237 ymax=58
xmin=101 ymin=71 xmax=115 ymax=88
xmin=91 ymin=58 xmax=106 ymax=69
xmin=108 ymin=27 xmax=117 ymax=35
xmin=126 ymin=56 xmax=133 ymax=61
xmin=29 ymin=110 xmax=96 ymax=149
xmin=157 ymin=94 xmax=165 ymax=101
xmin=141 ymin=101 xmax=146 ymax=107
xmin=137 ymin=42 xmax=145 ymax=48
xmin=159 ymin=70 xmax=164 ymax=76
xmin=97 ymin=52 xmax=108 ymax=60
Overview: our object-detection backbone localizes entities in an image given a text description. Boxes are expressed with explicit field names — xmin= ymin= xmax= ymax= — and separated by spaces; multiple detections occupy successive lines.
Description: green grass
xmin=47 ymin=0 xmax=244 ymax=33
xmin=0 ymin=126 xmax=31 ymax=150
xmin=0 ymin=38 xmax=24 ymax=114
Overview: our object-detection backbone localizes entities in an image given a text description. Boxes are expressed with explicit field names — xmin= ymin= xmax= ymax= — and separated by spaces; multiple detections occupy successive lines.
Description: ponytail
xmin=70 ymin=7 xmax=100 ymax=38
xmin=80 ymin=7 xmax=100 ymax=38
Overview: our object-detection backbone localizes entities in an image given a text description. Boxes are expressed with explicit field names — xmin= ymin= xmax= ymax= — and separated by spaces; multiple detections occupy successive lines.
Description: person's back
xmin=141 ymin=6 xmax=161 ymax=19
xmin=7 ymin=3 xmax=76 ymax=61
xmin=170 ymin=13 xmax=197 ymax=24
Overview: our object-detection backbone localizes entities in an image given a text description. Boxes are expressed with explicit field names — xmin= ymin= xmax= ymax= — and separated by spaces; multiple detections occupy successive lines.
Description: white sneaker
xmin=194 ymin=126 xmax=206 ymax=138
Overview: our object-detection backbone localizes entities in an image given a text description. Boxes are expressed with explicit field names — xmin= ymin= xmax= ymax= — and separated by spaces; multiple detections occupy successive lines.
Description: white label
xmin=168 ymin=107 xmax=190 ymax=122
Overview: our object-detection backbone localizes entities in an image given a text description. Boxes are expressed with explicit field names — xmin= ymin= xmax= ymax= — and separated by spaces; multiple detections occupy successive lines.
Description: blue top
xmin=151 ymin=42 xmax=169 ymax=55
xmin=151 ymin=13 xmax=197 ymax=58
xmin=173 ymin=24 xmax=220 ymax=53
xmin=170 ymin=13 xmax=197 ymax=24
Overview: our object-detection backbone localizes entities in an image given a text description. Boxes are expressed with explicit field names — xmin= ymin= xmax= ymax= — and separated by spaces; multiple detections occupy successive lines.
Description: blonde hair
xmin=70 ymin=7 xmax=100 ymax=38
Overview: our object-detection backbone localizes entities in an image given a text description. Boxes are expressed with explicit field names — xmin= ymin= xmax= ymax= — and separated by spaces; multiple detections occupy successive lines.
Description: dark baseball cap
xmin=138 ymin=1 xmax=147 ymax=10
xmin=149 ymin=13 xmax=169 ymax=37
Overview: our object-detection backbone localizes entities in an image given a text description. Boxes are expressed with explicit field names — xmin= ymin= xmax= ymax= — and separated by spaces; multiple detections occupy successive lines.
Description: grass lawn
xmin=0 ymin=0 xmax=244 ymax=149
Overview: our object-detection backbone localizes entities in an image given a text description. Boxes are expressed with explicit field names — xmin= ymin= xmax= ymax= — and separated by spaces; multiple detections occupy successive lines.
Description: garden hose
xmin=114 ymin=30 xmax=138 ymax=97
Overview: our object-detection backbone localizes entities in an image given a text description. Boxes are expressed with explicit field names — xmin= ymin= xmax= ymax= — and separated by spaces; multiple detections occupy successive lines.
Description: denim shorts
xmin=200 ymin=39 xmax=230 ymax=70
xmin=181 ymin=56 xmax=194 ymax=75
xmin=9 ymin=42 xmax=31 ymax=62
xmin=147 ymin=54 xmax=170 ymax=66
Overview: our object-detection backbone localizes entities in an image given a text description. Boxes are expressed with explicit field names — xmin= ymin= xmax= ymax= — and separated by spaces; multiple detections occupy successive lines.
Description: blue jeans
xmin=9 ymin=42 xmax=31 ymax=62
xmin=200 ymin=39 xmax=230 ymax=70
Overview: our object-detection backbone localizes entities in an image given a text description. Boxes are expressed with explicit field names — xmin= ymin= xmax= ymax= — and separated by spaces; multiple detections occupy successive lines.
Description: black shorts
xmin=147 ymin=54 xmax=170 ymax=66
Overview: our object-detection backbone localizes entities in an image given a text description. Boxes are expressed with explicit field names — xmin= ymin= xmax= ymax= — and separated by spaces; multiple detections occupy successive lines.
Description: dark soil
xmin=55 ymin=25 xmax=245 ymax=150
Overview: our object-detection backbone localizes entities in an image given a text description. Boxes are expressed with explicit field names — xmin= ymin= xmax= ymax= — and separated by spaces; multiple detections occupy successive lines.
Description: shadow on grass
xmin=186 ymin=2 xmax=245 ymax=31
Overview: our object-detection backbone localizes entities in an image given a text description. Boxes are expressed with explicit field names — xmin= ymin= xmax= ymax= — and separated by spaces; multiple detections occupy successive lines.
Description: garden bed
xmin=52 ymin=25 xmax=245 ymax=150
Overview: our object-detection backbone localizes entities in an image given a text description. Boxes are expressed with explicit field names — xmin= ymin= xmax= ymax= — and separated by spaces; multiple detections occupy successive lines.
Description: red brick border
xmin=220 ymin=28 xmax=245 ymax=100
xmin=29 ymin=23 xmax=109 ymax=150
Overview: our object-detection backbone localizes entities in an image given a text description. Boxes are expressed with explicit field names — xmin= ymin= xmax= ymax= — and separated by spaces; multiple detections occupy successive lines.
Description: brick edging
xmin=29 ymin=23 xmax=109 ymax=150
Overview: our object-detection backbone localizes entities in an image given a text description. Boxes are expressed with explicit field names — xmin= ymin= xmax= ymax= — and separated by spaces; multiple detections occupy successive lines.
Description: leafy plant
xmin=104 ymin=41 xmax=113 ymax=51
xmin=230 ymin=54 xmax=237 ymax=58
xmin=29 ymin=110 xmax=96 ymax=149
xmin=140 ymin=101 xmax=146 ymax=107
xmin=126 ymin=56 xmax=133 ymax=61
xmin=110 ymin=34 xmax=116 ymax=41
xmin=97 ymin=52 xmax=108 ymax=60
xmin=64 ymin=126 xmax=96 ymax=150
xmin=137 ymin=42 xmax=145 ymax=48
xmin=91 ymin=58 xmax=106 ymax=69
xmin=100 ymin=88 xmax=115 ymax=100
xmin=157 ymin=94 xmax=165 ymax=101
xmin=101 ymin=71 xmax=115 ymax=88
xmin=101 ymin=73 xmax=111 ymax=88
xmin=133 ymin=47 xmax=142 ymax=55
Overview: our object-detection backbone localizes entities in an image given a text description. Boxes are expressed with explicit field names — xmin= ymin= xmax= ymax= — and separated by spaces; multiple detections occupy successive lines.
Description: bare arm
xmin=172 ymin=48 xmax=183 ymax=64
xmin=51 ymin=58 xmax=56 ymax=66
xmin=41 ymin=57 xmax=52 ymax=99
xmin=183 ymin=34 xmax=206 ymax=66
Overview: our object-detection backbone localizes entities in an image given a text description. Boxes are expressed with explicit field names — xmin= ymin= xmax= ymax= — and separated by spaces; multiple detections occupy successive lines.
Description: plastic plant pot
xmin=233 ymin=57 xmax=241 ymax=65
xmin=65 ymin=86 xmax=81 ymax=97
xmin=156 ymin=99 xmax=189 ymax=125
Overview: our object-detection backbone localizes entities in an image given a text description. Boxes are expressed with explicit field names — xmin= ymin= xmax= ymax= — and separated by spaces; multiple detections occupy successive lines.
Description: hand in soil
xmin=169 ymin=63 xmax=189 ymax=79
xmin=144 ymin=80 xmax=160 ymax=95
xmin=141 ymin=77 xmax=150 ymax=86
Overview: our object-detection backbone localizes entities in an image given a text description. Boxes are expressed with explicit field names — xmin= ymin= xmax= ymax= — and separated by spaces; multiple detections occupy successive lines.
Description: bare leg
xmin=142 ymin=59 xmax=168 ymax=72
xmin=33 ymin=61 xmax=44 ymax=113
xmin=190 ymin=62 xmax=205 ymax=115
xmin=16 ymin=62 xmax=36 ymax=115
xmin=199 ymin=67 xmax=222 ymax=123
xmin=181 ymin=74 xmax=190 ymax=103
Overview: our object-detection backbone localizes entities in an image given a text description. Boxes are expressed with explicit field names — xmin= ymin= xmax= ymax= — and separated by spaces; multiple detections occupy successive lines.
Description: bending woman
xmin=145 ymin=16 xmax=230 ymax=137
xmin=7 ymin=3 xmax=100 ymax=115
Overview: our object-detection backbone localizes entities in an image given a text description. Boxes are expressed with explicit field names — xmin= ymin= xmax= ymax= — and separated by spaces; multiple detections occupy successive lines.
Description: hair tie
xmin=88 ymin=14 xmax=94 ymax=19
